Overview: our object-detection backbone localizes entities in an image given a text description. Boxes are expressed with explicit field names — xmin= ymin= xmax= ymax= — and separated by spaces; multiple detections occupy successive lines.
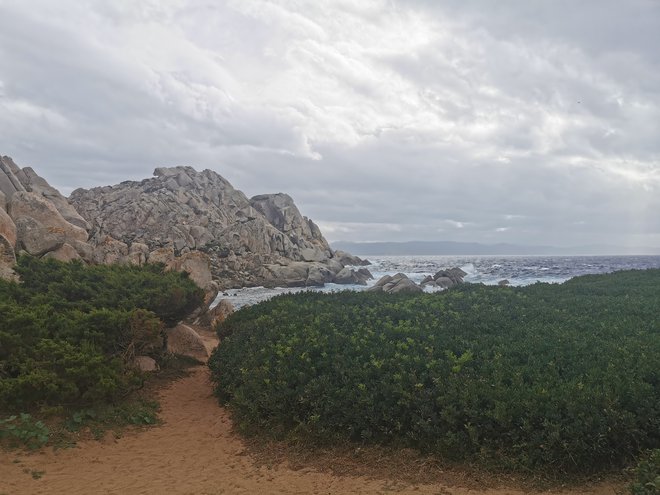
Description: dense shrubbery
xmin=209 ymin=270 xmax=660 ymax=474
xmin=630 ymin=449 xmax=660 ymax=494
xmin=0 ymin=256 xmax=203 ymax=411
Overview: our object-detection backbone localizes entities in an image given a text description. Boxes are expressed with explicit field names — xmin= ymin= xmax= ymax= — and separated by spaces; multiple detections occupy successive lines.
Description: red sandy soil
xmin=0 ymin=331 xmax=626 ymax=495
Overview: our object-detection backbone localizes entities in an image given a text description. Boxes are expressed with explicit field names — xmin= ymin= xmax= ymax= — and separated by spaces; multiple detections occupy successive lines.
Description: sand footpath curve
xmin=0 ymin=334 xmax=625 ymax=494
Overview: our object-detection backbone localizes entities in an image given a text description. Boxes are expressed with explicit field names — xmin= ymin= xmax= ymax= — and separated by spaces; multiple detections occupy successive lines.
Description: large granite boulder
xmin=333 ymin=266 xmax=373 ymax=285
xmin=42 ymin=243 xmax=82 ymax=262
xmin=9 ymin=191 xmax=88 ymax=244
xmin=306 ymin=263 xmax=336 ymax=286
xmin=127 ymin=242 xmax=149 ymax=266
xmin=196 ymin=299 xmax=234 ymax=328
xmin=91 ymin=235 xmax=129 ymax=264
xmin=15 ymin=167 xmax=90 ymax=230
xmin=368 ymin=273 xmax=423 ymax=294
xmin=333 ymin=250 xmax=370 ymax=266
xmin=433 ymin=267 xmax=467 ymax=285
xmin=166 ymin=324 xmax=209 ymax=360
xmin=14 ymin=216 xmax=65 ymax=256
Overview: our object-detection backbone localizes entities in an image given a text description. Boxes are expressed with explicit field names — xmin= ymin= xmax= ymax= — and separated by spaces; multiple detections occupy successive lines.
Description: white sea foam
xmin=215 ymin=255 xmax=660 ymax=309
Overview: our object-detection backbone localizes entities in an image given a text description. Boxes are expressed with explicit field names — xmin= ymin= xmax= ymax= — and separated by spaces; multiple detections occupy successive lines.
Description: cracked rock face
xmin=70 ymin=166 xmax=339 ymax=287
xmin=1 ymin=157 xmax=359 ymax=289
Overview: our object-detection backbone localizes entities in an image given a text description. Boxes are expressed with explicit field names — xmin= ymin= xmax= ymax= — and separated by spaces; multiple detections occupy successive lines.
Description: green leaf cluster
xmin=209 ymin=270 xmax=660 ymax=474
xmin=0 ymin=256 xmax=203 ymax=410
xmin=630 ymin=449 xmax=660 ymax=495
xmin=0 ymin=413 xmax=49 ymax=449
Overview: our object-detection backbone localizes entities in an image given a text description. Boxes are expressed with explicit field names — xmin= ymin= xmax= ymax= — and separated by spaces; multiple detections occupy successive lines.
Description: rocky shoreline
xmin=1 ymin=155 xmax=372 ymax=298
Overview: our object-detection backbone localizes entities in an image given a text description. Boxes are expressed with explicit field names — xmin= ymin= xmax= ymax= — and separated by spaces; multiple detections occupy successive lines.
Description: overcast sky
xmin=1 ymin=1 xmax=659 ymax=249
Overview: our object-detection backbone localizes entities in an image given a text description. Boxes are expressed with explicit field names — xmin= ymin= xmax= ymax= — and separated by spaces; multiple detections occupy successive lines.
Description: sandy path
xmin=0 ymin=337 xmax=625 ymax=495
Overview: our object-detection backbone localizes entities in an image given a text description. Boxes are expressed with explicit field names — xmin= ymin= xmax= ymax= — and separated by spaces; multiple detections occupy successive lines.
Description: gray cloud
xmin=1 ymin=0 xmax=659 ymax=249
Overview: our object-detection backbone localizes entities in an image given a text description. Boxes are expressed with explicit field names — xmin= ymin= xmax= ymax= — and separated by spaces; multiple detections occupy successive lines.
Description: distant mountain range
xmin=332 ymin=240 xmax=660 ymax=256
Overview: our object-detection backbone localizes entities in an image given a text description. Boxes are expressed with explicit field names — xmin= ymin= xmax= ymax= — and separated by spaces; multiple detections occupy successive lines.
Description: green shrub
xmin=209 ymin=270 xmax=660 ymax=475
xmin=0 ymin=257 xmax=203 ymax=411
xmin=630 ymin=449 xmax=660 ymax=494
xmin=0 ymin=413 xmax=50 ymax=449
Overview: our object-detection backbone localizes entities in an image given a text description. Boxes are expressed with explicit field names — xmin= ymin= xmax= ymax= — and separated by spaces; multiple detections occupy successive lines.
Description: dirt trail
xmin=1 ymin=332 xmax=625 ymax=495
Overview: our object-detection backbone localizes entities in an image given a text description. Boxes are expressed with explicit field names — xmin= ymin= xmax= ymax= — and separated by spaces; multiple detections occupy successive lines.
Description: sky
xmin=1 ymin=0 xmax=659 ymax=249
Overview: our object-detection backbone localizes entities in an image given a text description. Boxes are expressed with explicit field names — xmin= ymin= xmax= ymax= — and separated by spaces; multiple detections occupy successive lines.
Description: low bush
xmin=0 ymin=256 xmax=203 ymax=411
xmin=630 ymin=449 xmax=660 ymax=495
xmin=0 ymin=413 xmax=50 ymax=450
xmin=209 ymin=270 xmax=660 ymax=475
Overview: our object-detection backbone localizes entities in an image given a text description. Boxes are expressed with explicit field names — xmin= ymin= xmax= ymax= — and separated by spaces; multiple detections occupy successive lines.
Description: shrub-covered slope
xmin=209 ymin=270 xmax=660 ymax=474
xmin=0 ymin=256 xmax=203 ymax=410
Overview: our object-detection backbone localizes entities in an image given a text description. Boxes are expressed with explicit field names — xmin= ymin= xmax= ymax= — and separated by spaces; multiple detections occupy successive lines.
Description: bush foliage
xmin=0 ymin=256 xmax=203 ymax=410
xmin=209 ymin=270 xmax=660 ymax=474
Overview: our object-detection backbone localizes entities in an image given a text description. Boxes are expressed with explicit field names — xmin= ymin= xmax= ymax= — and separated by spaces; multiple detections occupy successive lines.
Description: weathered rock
xmin=133 ymin=356 xmax=158 ymax=372
xmin=0 ymin=207 xmax=16 ymax=247
xmin=433 ymin=267 xmax=467 ymax=285
xmin=334 ymin=250 xmax=370 ymax=266
xmin=15 ymin=216 xmax=64 ymax=256
xmin=92 ymin=235 xmax=129 ymax=264
xmin=306 ymin=263 xmax=336 ymax=286
xmin=385 ymin=275 xmax=423 ymax=294
xmin=435 ymin=277 xmax=455 ymax=289
xmin=42 ymin=243 xmax=82 ymax=262
xmin=169 ymin=251 xmax=213 ymax=289
xmin=9 ymin=191 xmax=88 ymax=244
xmin=263 ymin=261 xmax=310 ymax=287
xmin=420 ymin=275 xmax=434 ymax=285
xmin=369 ymin=273 xmax=423 ymax=294
xmin=333 ymin=266 xmax=373 ymax=285
xmin=148 ymin=246 xmax=175 ymax=265
xmin=0 ymin=233 xmax=17 ymax=281
xmin=369 ymin=274 xmax=394 ymax=291
xmin=0 ymin=191 xmax=6 ymax=211
xmin=166 ymin=324 xmax=209 ymax=360
xmin=498 ymin=279 xmax=510 ymax=286
xmin=16 ymin=167 xmax=90 ymax=230
xmin=71 ymin=239 xmax=95 ymax=263
xmin=250 ymin=192 xmax=331 ymax=254
xmin=126 ymin=242 xmax=149 ymax=266
xmin=0 ymin=156 xmax=26 ymax=200
xmin=197 ymin=299 xmax=234 ymax=328
xmin=69 ymin=167 xmax=338 ymax=288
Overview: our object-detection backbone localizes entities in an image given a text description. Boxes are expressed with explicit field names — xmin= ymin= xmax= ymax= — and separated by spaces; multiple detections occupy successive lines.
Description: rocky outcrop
xmin=0 ymin=156 xmax=26 ymax=200
xmin=70 ymin=166 xmax=352 ymax=288
xmin=1 ymin=156 xmax=363 ymax=290
xmin=368 ymin=273 xmax=423 ymax=294
xmin=15 ymin=166 xmax=90 ymax=230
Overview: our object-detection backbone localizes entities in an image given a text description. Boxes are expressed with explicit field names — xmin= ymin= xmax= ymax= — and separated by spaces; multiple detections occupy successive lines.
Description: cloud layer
xmin=1 ymin=0 xmax=659 ymax=248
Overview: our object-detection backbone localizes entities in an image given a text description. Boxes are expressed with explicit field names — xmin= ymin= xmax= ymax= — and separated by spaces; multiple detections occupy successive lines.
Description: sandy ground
xmin=0 ymin=331 xmax=626 ymax=495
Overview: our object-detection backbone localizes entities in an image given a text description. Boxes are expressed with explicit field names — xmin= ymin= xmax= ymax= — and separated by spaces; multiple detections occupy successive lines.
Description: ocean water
xmin=217 ymin=255 xmax=660 ymax=309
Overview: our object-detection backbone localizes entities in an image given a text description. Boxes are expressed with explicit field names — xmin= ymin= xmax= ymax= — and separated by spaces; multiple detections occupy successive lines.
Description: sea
xmin=216 ymin=255 xmax=660 ymax=309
